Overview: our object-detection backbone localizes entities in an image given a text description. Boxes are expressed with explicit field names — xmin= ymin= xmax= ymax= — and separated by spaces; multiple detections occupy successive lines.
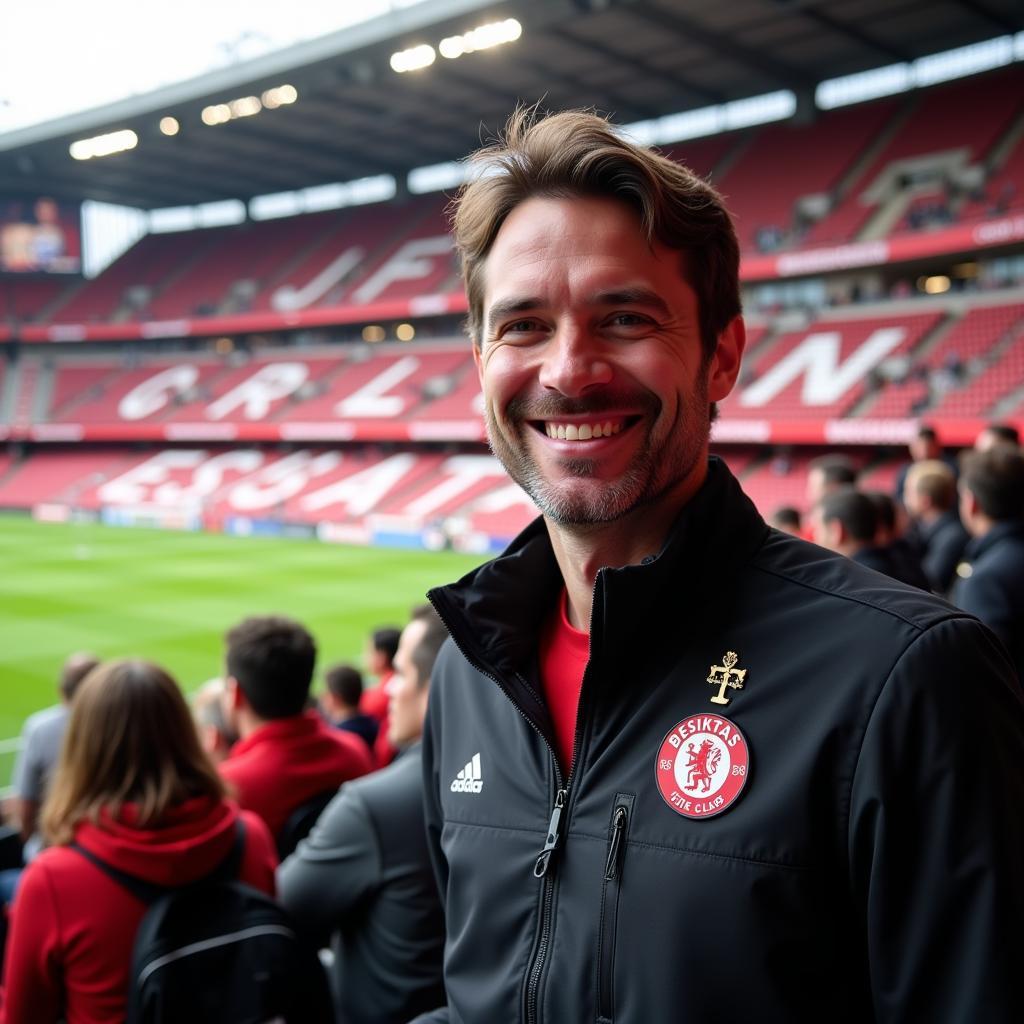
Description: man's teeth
xmin=545 ymin=421 xmax=622 ymax=440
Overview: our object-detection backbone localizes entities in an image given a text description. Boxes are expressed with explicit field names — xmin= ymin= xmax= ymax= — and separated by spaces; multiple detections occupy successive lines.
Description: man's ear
xmin=472 ymin=338 xmax=484 ymax=384
xmin=707 ymin=315 xmax=746 ymax=403
xmin=225 ymin=675 xmax=245 ymax=711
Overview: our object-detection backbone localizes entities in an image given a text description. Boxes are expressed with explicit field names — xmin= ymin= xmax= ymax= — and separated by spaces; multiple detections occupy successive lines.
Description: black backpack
xmin=73 ymin=820 xmax=333 ymax=1024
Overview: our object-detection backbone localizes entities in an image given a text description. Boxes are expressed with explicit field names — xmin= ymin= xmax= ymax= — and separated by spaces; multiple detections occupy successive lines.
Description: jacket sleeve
xmin=0 ymin=860 xmax=64 ymax=1023
xmin=955 ymin=570 xmax=1016 ymax=653
xmin=420 ymin=667 xmax=449 ymax=908
xmin=849 ymin=616 xmax=1024 ymax=1022
xmin=406 ymin=1008 xmax=451 ymax=1023
xmin=276 ymin=784 xmax=381 ymax=937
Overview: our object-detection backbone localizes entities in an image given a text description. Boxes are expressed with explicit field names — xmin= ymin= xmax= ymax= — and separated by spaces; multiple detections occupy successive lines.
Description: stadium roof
xmin=2 ymin=0 xmax=1021 ymax=209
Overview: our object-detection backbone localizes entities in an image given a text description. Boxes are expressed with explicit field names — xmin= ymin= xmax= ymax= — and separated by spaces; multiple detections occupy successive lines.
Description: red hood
xmin=74 ymin=795 xmax=240 ymax=886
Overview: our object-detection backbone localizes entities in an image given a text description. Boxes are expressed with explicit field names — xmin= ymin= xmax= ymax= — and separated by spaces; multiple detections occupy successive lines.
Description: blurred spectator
xmin=5 ymin=652 xmax=98 ymax=873
xmin=952 ymin=448 xmax=1024 ymax=679
xmin=279 ymin=605 xmax=448 ymax=1024
xmin=770 ymin=505 xmax=802 ymax=536
xmin=975 ymin=422 xmax=1020 ymax=452
xmin=863 ymin=490 xmax=930 ymax=590
xmin=894 ymin=423 xmax=956 ymax=500
xmin=361 ymin=626 xmax=401 ymax=768
xmin=1 ymin=659 xmax=277 ymax=1023
xmin=813 ymin=488 xmax=920 ymax=586
xmin=192 ymin=677 xmax=238 ymax=765
xmin=903 ymin=460 xmax=969 ymax=595
xmin=806 ymin=454 xmax=858 ymax=509
xmin=321 ymin=662 xmax=379 ymax=755
xmin=219 ymin=616 xmax=373 ymax=841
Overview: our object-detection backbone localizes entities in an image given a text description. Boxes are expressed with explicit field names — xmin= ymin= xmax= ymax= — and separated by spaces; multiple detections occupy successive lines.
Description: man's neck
xmin=547 ymin=464 xmax=708 ymax=631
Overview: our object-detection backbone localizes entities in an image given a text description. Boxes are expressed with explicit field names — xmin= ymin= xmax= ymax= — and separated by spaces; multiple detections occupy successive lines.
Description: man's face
xmin=806 ymin=468 xmax=827 ymax=509
xmin=474 ymin=195 xmax=743 ymax=527
xmin=386 ymin=620 xmax=430 ymax=747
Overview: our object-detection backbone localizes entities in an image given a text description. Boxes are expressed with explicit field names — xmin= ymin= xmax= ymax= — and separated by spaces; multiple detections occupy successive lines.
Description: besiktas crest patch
xmin=655 ymin=713 xmax=750 ymax=819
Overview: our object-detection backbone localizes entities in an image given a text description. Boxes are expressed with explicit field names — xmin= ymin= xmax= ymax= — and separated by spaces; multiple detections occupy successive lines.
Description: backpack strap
xmin=71 ymin=818 xmax=247 ymax=906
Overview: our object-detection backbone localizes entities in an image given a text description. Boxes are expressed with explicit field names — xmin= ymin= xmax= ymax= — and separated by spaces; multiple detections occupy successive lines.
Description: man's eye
xmin=505 ymin=319 xmax=540 ymax=333
xmin=609 ymin=313 xmax=649 ymax=327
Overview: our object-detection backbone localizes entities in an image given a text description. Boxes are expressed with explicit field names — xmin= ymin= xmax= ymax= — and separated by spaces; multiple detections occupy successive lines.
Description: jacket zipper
xmin=597 ymin=800 xmax=631 ymax=1023
xmin=429 ymin=572 xmax=603 ymax=1024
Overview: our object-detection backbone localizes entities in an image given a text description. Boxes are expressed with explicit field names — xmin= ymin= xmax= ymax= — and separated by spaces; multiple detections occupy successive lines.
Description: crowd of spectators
xmin=0 ymin=607 xmax=447 ymax=1023
xmin=791 ymin=421 xmax=1024 ymax=680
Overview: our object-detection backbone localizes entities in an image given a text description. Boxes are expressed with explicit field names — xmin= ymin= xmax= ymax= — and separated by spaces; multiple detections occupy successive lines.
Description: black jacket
xmin=915 ymin=509 xmax=969 ymax=595
xmin=277 ymin=745 xmax=445 ymax=1024
xmin=418 ymin=459 xmax=1024 ymax=1024
xmin=952 ymin=520 xmax=1024 ymax=681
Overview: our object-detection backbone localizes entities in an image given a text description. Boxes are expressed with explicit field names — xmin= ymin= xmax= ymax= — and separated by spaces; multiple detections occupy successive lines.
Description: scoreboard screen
xmin=0 ymin=197 xmax=82 ymax=273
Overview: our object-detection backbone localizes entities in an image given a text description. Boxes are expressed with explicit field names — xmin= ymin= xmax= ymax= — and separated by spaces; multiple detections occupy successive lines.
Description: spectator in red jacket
xmin=220 ymin=616 xmax=373 ymax=839
xmin=0 ymin=659 xmax=277 ymax=1024
xmin=360 ymin=625 xmax=401 ymax=766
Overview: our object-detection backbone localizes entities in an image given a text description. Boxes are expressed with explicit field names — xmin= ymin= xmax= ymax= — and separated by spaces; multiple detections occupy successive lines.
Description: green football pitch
xmin=0 ymin=514 xmax=486 ymax=786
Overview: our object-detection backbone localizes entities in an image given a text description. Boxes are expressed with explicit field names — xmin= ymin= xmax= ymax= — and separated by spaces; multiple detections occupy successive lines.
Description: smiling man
xmin=415 ymin=109 xmax=1024 ymax=1024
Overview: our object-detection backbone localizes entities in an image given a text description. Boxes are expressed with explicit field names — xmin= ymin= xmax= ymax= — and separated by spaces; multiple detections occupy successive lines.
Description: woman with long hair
xmin=0 ymin=659 xmax=278 ymax=1023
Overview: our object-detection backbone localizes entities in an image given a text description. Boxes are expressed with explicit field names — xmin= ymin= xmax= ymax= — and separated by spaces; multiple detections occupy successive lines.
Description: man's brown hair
xmin=451 ymin=107 xmax=741 ymax=360
xmin=905 ymin=459 xmax=956 ymax=511
xmin=42 ymin=659 xmax=226 ymax=846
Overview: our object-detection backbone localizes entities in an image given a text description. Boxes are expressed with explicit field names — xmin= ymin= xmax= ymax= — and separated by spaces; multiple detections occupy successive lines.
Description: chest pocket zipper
xmin=596 ymin=792 xmax=634 ymax=1024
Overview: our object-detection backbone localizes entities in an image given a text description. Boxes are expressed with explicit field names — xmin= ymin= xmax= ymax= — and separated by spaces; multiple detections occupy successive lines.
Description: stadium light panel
xmin=620 ymin=90 xmax=795 ymax=147
xmin=196 ymin=200 xmax=246 ymax=227
xmin=439 ymin=18 xmax=522 ymax=59
xmin=390 ymin=44 xmax=436 ymax=73
xmin=69 ymin=128 xmax=139 ymax=160
xmin=362 ymin=325 xmax=386 ymax=343
xmin=159 ymin=117 xmax=180 ymax=136
xmin=229 ymin=96 xmax=262 ymax=118
xmin=396 ymin=323 xmax=416 ymax=341
xmin=262 ymin=84 xmax=299 ymax=108
xmin=250 ymin=175 xmax=397 ymax=220
xmin=408 ymin=161 xmax=468 ymax=194
xmin=149 ymin=206 xmax=198 ymax=233
xmin=816 ymin=34 xmax=1019 ymax=109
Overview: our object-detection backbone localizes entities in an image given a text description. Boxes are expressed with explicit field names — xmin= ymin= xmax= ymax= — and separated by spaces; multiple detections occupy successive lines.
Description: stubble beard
xmin=485 ymin=384 xmax=711 ymax=528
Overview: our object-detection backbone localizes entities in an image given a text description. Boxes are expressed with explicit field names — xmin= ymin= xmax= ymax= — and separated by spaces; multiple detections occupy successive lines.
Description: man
xmin=8 ymin=652 xmax=98 ymax=861
xmin=903 ymin=459 xmax=969 ymax=595
xmin=953 ymin=446 xmax=1024 ymax=679
xmin=893 ymin=422 xmax=955 ymax=499
xmin=769 ymin=504 xmax=802 ymax=536
xmin=321 ymin=662 xmax=379 ymax=754
xmin=415 ymin=109 xmax=1024 ymax=1023
xmin=862 ymin=490 xmax=930 ymax=590
xmin=805 ymin=453 xmax=857 ymax=509
xmin=192 ymin=677 xmax=238 ymax=764
xmin=279 ymin=606 xmax=448 ymax=1024
xmin=360 ymin=625 xmax=401 ymax=766
xmin=975 ymin=421 xmax=1020 ymax=452
xmin=220 ymin=615 xmax=373 ymax=840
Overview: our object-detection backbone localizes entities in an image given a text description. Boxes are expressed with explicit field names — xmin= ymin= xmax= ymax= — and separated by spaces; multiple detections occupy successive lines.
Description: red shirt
xmin=0 ymin=798 xmax=276 ymax=1024
xmin=361 ymin=672 xmax=397 ymax=767
xmin=539 ymin=590 xmax=590 ymax=774
xmin=220 ymin=710 xmax=373 ymax=838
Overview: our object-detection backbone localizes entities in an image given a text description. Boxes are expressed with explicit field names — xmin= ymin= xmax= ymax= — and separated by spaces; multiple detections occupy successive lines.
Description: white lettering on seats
xmin=228 ymin=451 xmax=343 ymax=511
xmin=402 ymin=456 xmax=510 ymax=518
xmin=152 ymin=450 xmax=265 ymax=505
xmin=300 ymin=453 xmax=417 ymax=517
xmin=97 ymin=450 xmax=206 ymax=504
xmin=739 ymin=327 xmax=906 ymax=407
xmin=118 ymin=365 xmax=199 ymax=420
xmin=334 ymin=357 xmax=419 ymax=418
xmin=205 ymin=363 xmax=309 ymax=421
xmin=350 ymin=236 xmax=453 ymax=304
xmin=271 ymin=247 xmax=365 ymax=311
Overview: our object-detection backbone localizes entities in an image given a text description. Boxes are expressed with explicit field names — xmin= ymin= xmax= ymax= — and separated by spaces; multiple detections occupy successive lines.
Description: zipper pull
xmin=533 ymin=788 xmax=568 ymax=878
xmin=604 ymin=806 xmax=628 ymax=880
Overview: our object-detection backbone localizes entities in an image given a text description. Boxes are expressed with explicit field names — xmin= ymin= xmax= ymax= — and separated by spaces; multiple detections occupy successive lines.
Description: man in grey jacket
xmin=278 ymin=605 xmax=448 ymax=1024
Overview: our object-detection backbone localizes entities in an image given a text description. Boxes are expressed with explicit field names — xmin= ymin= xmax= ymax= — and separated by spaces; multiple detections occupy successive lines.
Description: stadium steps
xmin=804 ymin=97 xmax=916 ymax=245
xmin=52 ymin=364 xmax=132 ymax=421
xmin=8 ymin=359 xmax=39 ymax=427
xmin=984 ymin=107 xmax=1024 ymax=173
xmin=38 ymin=274 xmax=92 ymax=321
xmin=256 ymin=211 xmax=356 ymax=299
xmin=31 ymin=360 xmax=55 ymax=422
xmin=0 ymin=359 xmax=15 ymax=424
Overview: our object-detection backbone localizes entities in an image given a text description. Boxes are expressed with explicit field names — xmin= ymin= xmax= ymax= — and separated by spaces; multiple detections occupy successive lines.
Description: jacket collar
xmin=429 ymin=458 xmax=768 ymax=729
xmin=964 ymin=519 xmax=1024 ymax=561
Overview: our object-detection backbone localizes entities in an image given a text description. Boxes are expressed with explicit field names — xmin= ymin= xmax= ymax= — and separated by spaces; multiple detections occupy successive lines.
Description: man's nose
xmin=537 ymin=326 xmax=613 ymax=397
